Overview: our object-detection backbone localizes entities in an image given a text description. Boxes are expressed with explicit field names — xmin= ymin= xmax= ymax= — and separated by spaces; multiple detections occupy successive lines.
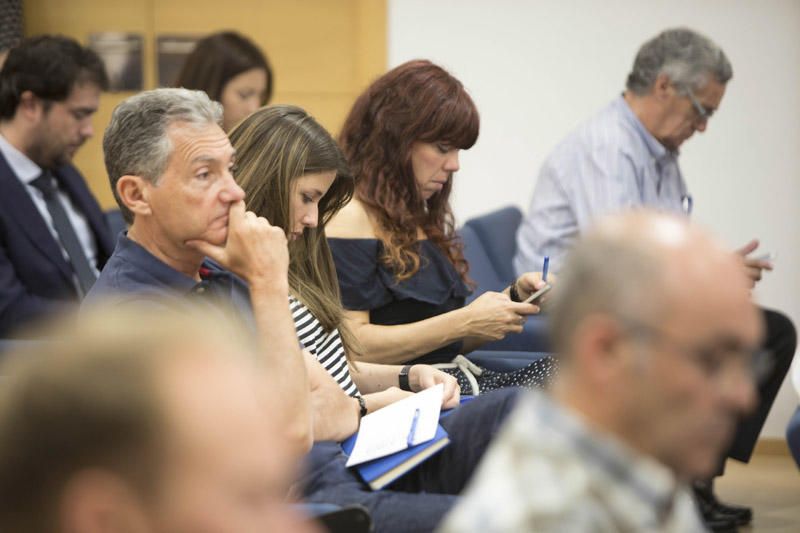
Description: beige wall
xmin=25 ymin=0 xmax=386 ymax=209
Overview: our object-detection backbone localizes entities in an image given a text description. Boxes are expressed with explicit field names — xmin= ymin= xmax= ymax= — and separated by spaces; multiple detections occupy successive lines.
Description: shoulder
xmin=543 ymin=108 xmax=638 ymax=181
xmin=326 ymin=198 xmax=377 ymax=239
xmin=54 ymin=163 xmax=93 ymax=191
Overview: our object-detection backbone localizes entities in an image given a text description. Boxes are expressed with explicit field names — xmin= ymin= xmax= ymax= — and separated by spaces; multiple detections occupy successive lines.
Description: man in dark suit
xmin=0 ymin=35 xmax=113 ymax=337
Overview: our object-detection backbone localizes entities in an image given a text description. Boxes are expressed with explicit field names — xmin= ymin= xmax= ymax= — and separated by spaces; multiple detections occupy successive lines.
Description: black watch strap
xmin=356 ymin=395 xmax=368 ymax=418
xmin=509 ymin=281 xmax=522 ymax=302
xmin=398 ymin=365 xmax=413 ymax=391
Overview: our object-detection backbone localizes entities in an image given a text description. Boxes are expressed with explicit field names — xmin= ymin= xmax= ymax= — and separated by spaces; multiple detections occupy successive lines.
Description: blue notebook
xmin=341 ymin=423 xmax=450 ymax=490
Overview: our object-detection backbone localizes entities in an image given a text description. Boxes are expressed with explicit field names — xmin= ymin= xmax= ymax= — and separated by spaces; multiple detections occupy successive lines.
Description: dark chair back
xmin=788 ymin=406 xmax=800 ymax=469
xmin=459 ymin=206 xmax=551 ymax=353
xmin=463 ymin=206 xmax=522 ymax=284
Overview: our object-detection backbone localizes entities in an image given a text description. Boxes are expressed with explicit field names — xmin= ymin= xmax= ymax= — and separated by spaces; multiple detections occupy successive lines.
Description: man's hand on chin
xmin=186 ymin=200 xmax=290 ymax=291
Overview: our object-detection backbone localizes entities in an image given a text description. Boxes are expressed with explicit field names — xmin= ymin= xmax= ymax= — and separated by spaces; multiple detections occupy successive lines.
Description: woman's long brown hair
xmin=339 ymin=59 xmax=479 ymax=282
xmin=229 ymin=105 xmax=360 ymax=357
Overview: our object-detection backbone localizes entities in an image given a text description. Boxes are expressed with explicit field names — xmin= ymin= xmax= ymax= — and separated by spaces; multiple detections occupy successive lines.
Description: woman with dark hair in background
xmin=327 ymin=60 xmax=557 ymax=395
xmin=175 ymin=31 xmax=273 ymax=131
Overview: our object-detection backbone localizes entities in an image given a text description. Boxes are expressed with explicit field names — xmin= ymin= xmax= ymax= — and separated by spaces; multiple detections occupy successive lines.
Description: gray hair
xmin=626 ymin=28 xmax=732 ymax=95
xmin=548 ymin=228 xmax=669 ymax=358
xmin=103 ymin=88 xmax=223 ymax=223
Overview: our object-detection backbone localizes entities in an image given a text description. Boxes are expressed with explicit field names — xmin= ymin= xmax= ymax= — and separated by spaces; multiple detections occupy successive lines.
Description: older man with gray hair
xmin=87 ymin=88 xmax=316 ymax=455
xmin=443 ymin=211 xmax=763 ymax=533
xmin=515 ymin=27 xmax=733 ymax=272
xmin=513 ymin=28 xmax=795 ymax=530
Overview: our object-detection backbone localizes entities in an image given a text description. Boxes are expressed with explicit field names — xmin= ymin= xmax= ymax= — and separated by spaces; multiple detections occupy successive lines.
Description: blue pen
xmin=542 ymin=256 xmax=550 ymax=283
xmin=407 ymin=408 xmax=421 ymax=446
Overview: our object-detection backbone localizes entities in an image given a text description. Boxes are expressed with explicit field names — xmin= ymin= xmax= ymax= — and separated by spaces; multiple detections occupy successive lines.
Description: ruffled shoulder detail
xmin=329 ymin=238 xmax=470 ymax=311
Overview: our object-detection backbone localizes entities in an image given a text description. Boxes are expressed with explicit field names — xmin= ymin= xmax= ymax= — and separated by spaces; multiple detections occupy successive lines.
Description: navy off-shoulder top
xmin=329 ymin=238 xmax=471 ymax=365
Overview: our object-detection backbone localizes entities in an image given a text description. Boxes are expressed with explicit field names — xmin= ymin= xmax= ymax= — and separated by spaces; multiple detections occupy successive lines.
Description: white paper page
xmin=345 ymin=384 xmax=443 ymax=467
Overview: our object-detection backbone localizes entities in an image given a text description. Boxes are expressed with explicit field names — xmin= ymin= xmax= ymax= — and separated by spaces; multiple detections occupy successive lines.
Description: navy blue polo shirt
xmin=84 ymin=232 xmax=253 ymax=319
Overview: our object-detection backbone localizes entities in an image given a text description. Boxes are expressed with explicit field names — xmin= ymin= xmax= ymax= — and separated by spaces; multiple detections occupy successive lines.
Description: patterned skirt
xmin=436 ymin=354 xmax=558 ymax=396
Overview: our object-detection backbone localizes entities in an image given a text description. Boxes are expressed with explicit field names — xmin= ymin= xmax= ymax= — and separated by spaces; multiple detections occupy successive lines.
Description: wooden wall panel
xmin=23 ymin=0 xmax=386 ymax=208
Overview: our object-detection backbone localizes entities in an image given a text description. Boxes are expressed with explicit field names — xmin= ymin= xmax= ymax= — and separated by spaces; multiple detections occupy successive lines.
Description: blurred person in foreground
xmin=0 ymin=303 xmax=318 ymax=533
xmin=441 ymin=211 xmax=762 ymax=533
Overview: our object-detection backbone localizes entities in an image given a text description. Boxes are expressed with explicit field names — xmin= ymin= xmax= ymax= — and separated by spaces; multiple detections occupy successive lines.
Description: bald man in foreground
xmin=441 ymin=212 xmax=762 ymax=532
xmin=0 ymin=304 xmax=318 ymax=533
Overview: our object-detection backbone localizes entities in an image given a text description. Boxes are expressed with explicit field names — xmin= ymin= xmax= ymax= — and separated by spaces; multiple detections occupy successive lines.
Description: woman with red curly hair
xmin=327 ymin=60 xmax=556 ymax=395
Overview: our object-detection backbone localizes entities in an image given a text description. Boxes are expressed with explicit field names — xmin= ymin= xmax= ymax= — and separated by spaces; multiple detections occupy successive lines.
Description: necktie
xmin=30 ymin=171 xmax=97 ymax=295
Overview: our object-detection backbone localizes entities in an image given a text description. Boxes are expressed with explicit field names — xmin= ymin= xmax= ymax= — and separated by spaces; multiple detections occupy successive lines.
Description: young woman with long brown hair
xmin=229 ymin=104 xmax=463 ymax=413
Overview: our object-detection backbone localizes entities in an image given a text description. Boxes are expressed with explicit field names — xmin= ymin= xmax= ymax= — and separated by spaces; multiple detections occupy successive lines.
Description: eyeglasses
xmin=683 ymin=86 xmax=714 ymax=124
xmin=620 ymin=318 xmax=772 ymax=386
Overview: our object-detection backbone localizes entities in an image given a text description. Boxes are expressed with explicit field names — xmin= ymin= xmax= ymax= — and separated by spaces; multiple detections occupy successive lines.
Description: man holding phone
xmin=513 ymin=28 xmax=795 ymax=531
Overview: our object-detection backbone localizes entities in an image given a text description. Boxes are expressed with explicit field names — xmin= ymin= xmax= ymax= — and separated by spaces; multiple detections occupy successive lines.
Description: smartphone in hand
xmin=523 ymin=284 xmax=552 ymax=305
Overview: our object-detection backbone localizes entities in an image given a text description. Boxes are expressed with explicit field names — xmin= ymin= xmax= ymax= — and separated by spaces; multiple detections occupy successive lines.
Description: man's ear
xmin=59 ymin=469 xmax=150 ymax=533
xmin=652 ymin=72 xmax=673 ymax=101
xmin=17 ymin=90 xmax=46 ymax=121
xmin=116 ymin=175 xmax=153 ymax=218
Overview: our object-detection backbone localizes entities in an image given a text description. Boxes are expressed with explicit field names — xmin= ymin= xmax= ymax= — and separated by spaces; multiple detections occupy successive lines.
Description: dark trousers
xmin=300 ymin=387 xmax=519 ymax=533
xmin=718 ymin=307 xmax=796 ymax=474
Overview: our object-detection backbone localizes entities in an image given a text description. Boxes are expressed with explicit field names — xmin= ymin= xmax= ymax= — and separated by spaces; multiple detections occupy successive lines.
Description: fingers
xmin=442 ymin=390 xmax=460 ymax=409
xmin=735 ymin=239 xmax=759 ymax=257
xmin=441 ymin=376 xmax=460 ymax=409
xmin=745 ymin=266 xmax=763 ymax=283
xmin=509 ymin=301 xmax=540 ymax=315
xmin=516 ymin=272 xmax=545 ymax=292
xmin=227 ymin=200 xmax=247 ymax=226
xmin=744 ymin=259 xmax=773 ymax=272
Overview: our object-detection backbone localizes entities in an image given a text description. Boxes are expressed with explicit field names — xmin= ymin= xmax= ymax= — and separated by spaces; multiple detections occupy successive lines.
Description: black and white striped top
xmin=290 ymin=296 xmax=360 ymax=397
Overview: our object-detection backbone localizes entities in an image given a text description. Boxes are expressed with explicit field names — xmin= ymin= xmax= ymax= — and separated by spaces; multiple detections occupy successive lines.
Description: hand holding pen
xmin=513 ymin=256 xmax=553 ymax=303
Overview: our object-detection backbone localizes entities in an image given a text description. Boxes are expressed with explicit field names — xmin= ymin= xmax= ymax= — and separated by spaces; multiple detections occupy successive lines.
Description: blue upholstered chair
xmin=787 ymin=365 xmax=800 ymax=469
xmin=463 ymin=206 xmax=522 ymax=287
xmin=460 ymin=206 xmax=551 ymax=354
xmin=787 ymin=406 xmax=800 ymax=469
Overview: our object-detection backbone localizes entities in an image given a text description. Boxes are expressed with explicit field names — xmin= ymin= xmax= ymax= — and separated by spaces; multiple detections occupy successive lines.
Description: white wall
xmin=389 ymin=0 xmax=800 ymax=439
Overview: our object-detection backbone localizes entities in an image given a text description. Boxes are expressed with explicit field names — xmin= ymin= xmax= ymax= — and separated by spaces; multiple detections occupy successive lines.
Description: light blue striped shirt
xmin=514 ymin=96 xmax=690 ymax=275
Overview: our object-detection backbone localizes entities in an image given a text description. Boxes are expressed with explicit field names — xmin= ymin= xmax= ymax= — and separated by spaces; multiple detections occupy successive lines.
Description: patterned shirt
xmin=290 ymin=295 xmax=360 ymax=397
xmin=514 ymin=96 xmax=690 ymax=275
xmin=439 ymin=391 xmax=705 ymax=533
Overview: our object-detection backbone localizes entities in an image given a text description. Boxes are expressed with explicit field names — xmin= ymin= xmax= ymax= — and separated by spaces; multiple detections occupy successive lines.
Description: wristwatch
xmin=508 ymin=280 xmax=522 ymax=302
xmin=398 ymin=365 xmax=413 ymax=391
xmin=356 ymin=395 xmax=368 ymax=418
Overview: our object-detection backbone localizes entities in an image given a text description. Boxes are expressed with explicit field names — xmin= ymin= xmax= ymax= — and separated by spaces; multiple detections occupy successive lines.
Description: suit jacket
xmin=0 ymin=152 xmax=114 ymax=337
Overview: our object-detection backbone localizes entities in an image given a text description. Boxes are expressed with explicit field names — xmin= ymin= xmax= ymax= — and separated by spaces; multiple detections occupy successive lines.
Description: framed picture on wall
xmin=88 ymin=32 xmax=143 ymax=92
xmin=156 ymin=34 xmax=201 ymax=87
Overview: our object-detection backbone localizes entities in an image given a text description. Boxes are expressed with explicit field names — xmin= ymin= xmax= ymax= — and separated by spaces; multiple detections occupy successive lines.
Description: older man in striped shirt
xmin=514 ymin=28 xmax=796 ymax=532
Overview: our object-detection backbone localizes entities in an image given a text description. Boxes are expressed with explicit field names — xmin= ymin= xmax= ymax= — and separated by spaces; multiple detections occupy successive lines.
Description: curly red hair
xmin=339 ymin=60 xmax=479 ymax=282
